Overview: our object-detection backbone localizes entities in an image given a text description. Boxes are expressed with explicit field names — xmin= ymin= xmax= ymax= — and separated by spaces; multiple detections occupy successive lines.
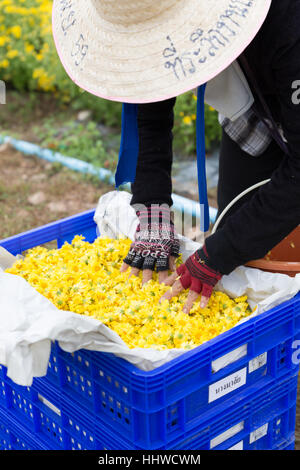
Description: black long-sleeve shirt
xmin=131 ymin=0 xmax=300 ymax=275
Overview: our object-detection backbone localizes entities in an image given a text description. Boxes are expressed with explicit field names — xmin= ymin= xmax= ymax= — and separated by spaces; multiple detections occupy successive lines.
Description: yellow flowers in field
xmin=0 ymin=0 xmax=59 ymax=92
xmin=6 ymin=236 xmax=252 ymax=351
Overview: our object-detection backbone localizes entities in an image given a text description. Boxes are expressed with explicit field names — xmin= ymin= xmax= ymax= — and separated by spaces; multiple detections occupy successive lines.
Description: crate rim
xmin=1 ymin=209 xmax=300 ymax=380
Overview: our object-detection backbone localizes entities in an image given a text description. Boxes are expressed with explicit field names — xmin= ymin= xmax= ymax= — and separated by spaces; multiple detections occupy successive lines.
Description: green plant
xmin=174 ymin=91 xmax=222 ymax=155
xmin=33 ymin=118 xmax=118 ymax=171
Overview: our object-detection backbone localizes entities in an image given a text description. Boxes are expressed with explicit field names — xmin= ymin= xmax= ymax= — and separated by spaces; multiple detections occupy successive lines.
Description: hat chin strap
xmin=91 ymin=0 xmax=180 ymax=25
xmin=196 ymin=84 xmax=210 ymax=232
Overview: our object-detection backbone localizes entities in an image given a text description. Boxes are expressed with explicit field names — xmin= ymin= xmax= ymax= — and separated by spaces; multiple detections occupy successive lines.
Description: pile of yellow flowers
xmin=6 ymin=236 xmax=252 ymax=350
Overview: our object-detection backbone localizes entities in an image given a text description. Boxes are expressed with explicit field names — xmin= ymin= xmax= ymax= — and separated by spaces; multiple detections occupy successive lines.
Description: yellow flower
xmin=183 ymin=116 xmax=192 ymax=125
xmin=6 ymin=49 xmax=18 ymax=58
xmin=6 ymin=236 xmax=252 ymax=351
xmin=0 ymin=36 xmax=9 ymax=47
xmin=10 ymin=25 xmax=21 ymax=39
xmin=0 ymin=59 xmax=9 ymax=68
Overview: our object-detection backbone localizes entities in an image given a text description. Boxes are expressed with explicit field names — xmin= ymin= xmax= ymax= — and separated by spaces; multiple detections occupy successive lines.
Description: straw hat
xmin=52 ymin=0 xmax=271 ymax=104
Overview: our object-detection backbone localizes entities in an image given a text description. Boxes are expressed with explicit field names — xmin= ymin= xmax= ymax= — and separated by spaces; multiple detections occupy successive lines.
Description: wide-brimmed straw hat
xmin=52 ymin=0 xmax=271 ymax=104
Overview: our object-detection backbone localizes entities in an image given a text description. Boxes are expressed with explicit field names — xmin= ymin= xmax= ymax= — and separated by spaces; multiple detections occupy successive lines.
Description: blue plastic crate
xmin=0 ymin=406 xmax=51 ymax=450
xmin=1 ymin=210 xmax=300 ymax=449
xmin=0 ymin=368 xmax=298 ymax=450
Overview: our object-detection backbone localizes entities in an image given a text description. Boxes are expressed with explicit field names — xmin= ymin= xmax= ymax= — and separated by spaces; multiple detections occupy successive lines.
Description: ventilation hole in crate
xmin=277 ymin=342 xmax=288 ymax=369
xmin=167 ymin=404 xmax=180 ymax=431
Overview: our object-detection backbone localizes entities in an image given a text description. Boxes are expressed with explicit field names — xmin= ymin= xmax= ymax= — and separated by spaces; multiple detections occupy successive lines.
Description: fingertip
xmin=129 ymin=267 xmax=140 ymax=278
xmin=200 ymin=296 xmax=210 ymax=309
xmin=158 ymin=270 xmax=169 ymax=284
xmin=163 ymin=271 xmax=179 ymax=286
xmin=169 ymin=256 xmax=176 ymax=272
xmin=120 ymin=263 xmax=129 ymax=273
xmin=142 ymin=269 xmax=153 ymax=285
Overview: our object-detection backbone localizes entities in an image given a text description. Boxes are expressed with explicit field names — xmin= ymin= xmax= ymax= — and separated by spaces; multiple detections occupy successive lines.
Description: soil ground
xmin=0 ymin=144 xmax=111 ymax=239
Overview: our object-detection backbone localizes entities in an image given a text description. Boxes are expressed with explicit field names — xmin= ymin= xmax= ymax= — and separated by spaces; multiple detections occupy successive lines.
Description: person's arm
xmin=121 ymin=98 xmax=179 ymax=284
xmin=131 ymin=98 xmax=176 ymax=207
xmin=204 ymin=35 xmax=300 ymax=275
xmin=161 ymin=21 xmax=300 ymax=313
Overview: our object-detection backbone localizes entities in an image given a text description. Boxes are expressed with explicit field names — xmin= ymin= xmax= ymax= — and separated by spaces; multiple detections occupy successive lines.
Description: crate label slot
xmin=212 ymin=344 xmax=248 ymax=373
xmin=210 ymin=421 xmax=244 ymax=449
xmin=248 ymin=353 xmax=267 ymax=373
xmin=209 ymin=367 xmax=247 ymax=403
xmin=249 ymin=423 xmax=268 ymax=443
xmin=228 ymin=440 xmax=244 ymax=450
xmin=38 ymin=393 xmax=61 ymax=416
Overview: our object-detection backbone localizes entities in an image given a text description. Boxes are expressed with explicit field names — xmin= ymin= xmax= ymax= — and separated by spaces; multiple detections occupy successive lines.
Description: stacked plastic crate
xmin=0 ymin=210 xmax=299 ymax=450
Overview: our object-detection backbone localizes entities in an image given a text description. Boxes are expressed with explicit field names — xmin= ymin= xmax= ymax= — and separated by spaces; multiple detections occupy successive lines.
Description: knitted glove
xmin=123 ymin=205 xmax=180 ymax=271
xmin=176 ymin=245 xmax=222 ymax=298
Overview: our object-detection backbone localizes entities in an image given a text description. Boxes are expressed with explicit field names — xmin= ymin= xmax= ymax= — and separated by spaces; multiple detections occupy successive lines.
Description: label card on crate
xmin=229 ymin=440 xmax=244 ymax=450
xmin=248 ymin=353 xmax=267 ymax=373
xmin=209 ymin=367 xmax=247 ymax=403
xmin=211 ymin=344 xmax=248 ymax=373
xmin=210 ymin=421 xmax=244 ymax=449
xmin=249 ymin=423 xmax=268 ymax=443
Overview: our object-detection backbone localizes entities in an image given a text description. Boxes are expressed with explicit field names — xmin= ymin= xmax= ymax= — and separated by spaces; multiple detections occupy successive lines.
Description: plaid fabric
xmin=219 ymin=106 xmax=273 ymax=157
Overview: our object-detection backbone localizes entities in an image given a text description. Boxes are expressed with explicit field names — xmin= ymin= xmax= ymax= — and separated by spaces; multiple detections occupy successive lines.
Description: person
xmin=52 ymin=0 xmax=300 ymax=313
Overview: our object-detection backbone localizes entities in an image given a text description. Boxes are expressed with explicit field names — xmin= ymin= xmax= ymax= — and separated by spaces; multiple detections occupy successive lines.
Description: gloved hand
xmin=160 ymin=245 xmax=222 ymax=313
xmin=120 ymin=205 xmax=180 ymax=284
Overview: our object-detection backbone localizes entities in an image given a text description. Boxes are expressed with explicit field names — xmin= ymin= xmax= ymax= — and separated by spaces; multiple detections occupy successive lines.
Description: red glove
xmin=177 ymin=245 xmax=222 ymax=299
xmin=160 ymin=245 xmax=223 ymax=313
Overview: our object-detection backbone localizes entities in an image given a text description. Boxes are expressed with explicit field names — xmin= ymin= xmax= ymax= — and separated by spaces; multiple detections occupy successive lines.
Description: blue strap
xmin=196 ymin=84 xmax=210 ymax=232
xmin=115 ymin=103 xmax=139 ymax=188
xmin=116 ymin=86 xmax=209 ymax=231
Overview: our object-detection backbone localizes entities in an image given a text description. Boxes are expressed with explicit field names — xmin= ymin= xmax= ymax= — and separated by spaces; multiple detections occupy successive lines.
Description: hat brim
xmin=52 ymin=0 xmax=272 ymax=104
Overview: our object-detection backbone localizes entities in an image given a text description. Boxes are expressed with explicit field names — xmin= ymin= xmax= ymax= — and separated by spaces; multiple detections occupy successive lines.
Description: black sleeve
xmin=205 ymin=37 xmax=300 ymax=275
xmin=131 ymin=98 xmax=176 ymax=208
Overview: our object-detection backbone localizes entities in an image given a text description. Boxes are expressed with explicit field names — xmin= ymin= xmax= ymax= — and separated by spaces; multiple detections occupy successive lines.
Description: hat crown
xmin=91 ymin=0 xmax=179 ymax=25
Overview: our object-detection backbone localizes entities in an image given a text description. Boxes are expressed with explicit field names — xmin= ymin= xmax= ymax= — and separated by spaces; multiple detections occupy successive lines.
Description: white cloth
xmin=205 ymin=61 xmax=254 ymax=121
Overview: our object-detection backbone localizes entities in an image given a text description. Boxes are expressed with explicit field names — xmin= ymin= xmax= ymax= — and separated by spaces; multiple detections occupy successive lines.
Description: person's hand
xmin=160 ymin=245 xmax=222 ymax=313
xmin=120 ymin=205 xmax=180 ymax=284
